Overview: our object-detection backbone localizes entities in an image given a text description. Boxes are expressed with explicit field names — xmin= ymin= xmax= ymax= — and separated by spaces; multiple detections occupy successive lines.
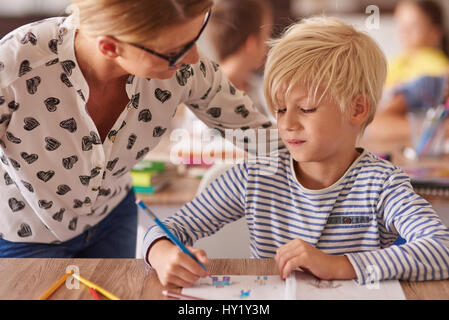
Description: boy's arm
xmin=142 ymin=162 xmax=248 ymax=266
xmin=345 ymin=170 xmax=449 ymax=284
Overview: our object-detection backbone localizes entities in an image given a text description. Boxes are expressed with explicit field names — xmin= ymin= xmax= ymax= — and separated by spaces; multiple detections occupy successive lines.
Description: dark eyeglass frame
xmin=128 ymin=9 xmax=211 ymax=67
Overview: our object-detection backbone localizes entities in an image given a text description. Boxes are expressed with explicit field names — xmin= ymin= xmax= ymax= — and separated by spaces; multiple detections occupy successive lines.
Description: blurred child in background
xmin=204 ymin=0 xmax=273 ymax=118
xmin=386 ymin=0 xmax=449 ymax=90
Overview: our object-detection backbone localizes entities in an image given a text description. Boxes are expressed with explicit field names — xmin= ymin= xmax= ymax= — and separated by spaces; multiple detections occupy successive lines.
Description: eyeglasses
xmin=128 ymin=9 xmax=211 ymax=67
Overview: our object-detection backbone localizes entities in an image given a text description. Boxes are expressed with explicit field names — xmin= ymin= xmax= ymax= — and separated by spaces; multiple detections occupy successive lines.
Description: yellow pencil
xmin=71 ymin=273 xmax=120 ymax=300
xmin=39 ymin=271 xmax=73 ymax=300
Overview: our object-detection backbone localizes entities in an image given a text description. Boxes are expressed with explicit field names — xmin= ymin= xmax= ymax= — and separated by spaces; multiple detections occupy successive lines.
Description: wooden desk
xmin=1 ymin=258 xmax=448 ymax=300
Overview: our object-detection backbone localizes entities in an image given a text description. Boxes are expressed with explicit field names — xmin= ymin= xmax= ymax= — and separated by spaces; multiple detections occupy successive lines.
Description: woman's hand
xmin=148 ymin=239 xmax=210 ymax=288
xmin=275 ymin=238 xmax=356 ymax=280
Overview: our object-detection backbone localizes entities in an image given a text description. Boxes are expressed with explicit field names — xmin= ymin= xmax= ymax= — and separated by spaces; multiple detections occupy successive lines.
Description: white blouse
xmin=0 ymin=15 xmax=276 ymax=243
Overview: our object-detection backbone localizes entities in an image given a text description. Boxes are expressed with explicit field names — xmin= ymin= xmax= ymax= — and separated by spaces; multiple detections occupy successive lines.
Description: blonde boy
xmin=144 ymin=17 xmax=449 ymax=288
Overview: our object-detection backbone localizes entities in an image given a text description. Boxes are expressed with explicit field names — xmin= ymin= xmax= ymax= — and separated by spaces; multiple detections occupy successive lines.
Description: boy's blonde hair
xmin=263 ymin=17 xmax=387 ymax=132
xmin=71 ymin=0 xmax=213 ymax=43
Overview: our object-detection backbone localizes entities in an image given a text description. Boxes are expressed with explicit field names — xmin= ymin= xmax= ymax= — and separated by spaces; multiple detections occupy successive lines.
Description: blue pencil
xmin=136 ymin=199 xmax=209 ymax=273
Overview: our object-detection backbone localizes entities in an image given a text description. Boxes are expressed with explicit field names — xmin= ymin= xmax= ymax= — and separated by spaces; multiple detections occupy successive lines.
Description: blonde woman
xmin=145 ymin=17 xmax=449 ymax=288
xmin=0 ymin=0 xmax=277 ymax=258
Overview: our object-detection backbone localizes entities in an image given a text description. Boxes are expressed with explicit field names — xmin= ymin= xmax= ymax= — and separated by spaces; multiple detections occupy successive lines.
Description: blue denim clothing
xmin=0 ymin=189 xmax=137 ymax=258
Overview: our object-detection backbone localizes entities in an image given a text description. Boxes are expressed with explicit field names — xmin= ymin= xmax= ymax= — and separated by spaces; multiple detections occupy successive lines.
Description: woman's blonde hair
xmin=71 ymin=0 xmax=213 ymax=43
xmin=264 ymin=16 xmax=387 ymax=132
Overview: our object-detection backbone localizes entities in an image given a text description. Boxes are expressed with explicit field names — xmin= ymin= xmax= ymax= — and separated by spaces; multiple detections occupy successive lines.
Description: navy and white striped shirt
xmin=143 ymin=149 xmax=449 ymax=284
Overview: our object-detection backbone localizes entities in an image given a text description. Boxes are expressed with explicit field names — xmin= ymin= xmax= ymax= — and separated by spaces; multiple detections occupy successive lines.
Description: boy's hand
xmin=148 ymin=239 xmax=210 ymax=288
xmin=275 ymin=238 xmax=356 ymax=280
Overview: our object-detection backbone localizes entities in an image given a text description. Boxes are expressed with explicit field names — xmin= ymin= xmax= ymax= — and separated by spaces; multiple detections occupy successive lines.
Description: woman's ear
xmin=349 ymin=94 xmax=370 ymax=126
xmin=97 ymin=36 xmax=121 ymax=59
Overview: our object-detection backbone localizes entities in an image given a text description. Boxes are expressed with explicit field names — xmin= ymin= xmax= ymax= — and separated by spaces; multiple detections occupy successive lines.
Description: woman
xmin=0 ymin=0 xmax=277 ymax=258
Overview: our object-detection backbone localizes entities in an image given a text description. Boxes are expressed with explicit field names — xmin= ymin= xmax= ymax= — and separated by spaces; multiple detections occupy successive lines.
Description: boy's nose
xmin=278 ymin=109 xmax=301 ymax=131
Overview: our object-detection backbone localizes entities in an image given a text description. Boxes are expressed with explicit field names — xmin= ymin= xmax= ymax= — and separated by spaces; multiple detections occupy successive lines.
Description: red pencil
xmin=162 ymin=289 xmax=204 ymax=300
xmin=89 ymin=287 xmax=102 ymax=300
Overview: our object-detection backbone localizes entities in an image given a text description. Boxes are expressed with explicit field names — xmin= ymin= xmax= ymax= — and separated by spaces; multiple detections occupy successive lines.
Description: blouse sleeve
xmin=184 ymin=56 xmax=284 ymax=153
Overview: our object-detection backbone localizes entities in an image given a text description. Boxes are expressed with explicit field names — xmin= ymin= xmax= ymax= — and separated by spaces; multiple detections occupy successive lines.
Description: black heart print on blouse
xmin=20 ymin=32 xmax=37 ymax=46
xmin=17 ymin=223 xmax=32 ymax=237
xmin=6 ymin=131 xmax=21 ymax=144
xmin=0 ymin=114 xmax=11 ymax=126
xmin=130 ymin=93 xmax=140 ymax=109
xmin=201 ymin=87 xmax=212 ymax=100
xmin=56 ymin=184 xmax=71 ymax=195
xmin=199 ymin=61 xmax=206 ymax=77
xmin=45 ymin=58 xmax=59 ymax=66
xmin=21 ymin=152 xmax=38 ymax=164
xmin=229 ymin=82 xmax=236 ymax=95
xmin=68 ymin=217 xmax=78 ymax=231
xmin=61 ymin=60 xmax=76 ymax=76
xmin=235 ymin=105 xmax=249 ymax=118
xmin=8 ymin=198 xmax=25 ymax=212
xmin=45 ymin=137 xmax=61 ymax=151
xmin=48 ymin=39 xmax=58 ymax=54
xmin=38 ymin=199 xmax=53 ymax=209
xmin=9 ymin=158 xmax=20 ymax=171
xmin=127 ymin=134 xmax=137 ymax=150
xmin=153 ymin=126 xmax=167 ymax=137
xmin=37 ymin=170 xmax=55 ymax=182
xmin=206 ymin=107 xmax=221 ymax=118
xmin=155 ymin=88 xmax=171 ymax=103
xmin=98 ymin=188 xmax=111 ymax=197
xmin=8 ymin=100 xmax=19 ymax=111
xmin=52 ymin=208 xmax=65 ymax=222
xmin=106 ymin=158 xmax=118 ymax=171
xmin=79 ymin=175 xmax=91 ymax=186
xmin=21 ymin=180 xmax=34 ymax=193
xmin=44 ymin=97 xmax=60 ymax=112
xmin=138 ymin=109 xmax=152 ymax=122
xmin=26 ymin=76 xmax=41 ymax=94
xmin=4 ymin=172 xmax=14 ymax=185
xmin=82 ymin=131 xmax=101 ymax=151
xmin=62 ymin=155 xmax=78 ymax=169
xmin=18 ymin=60 xmax=32 ymax=77
xmin=136 ymin=147 xmax=150 ymax=160
xmin=60 ymin=117 xmax=77 ymax=132
xmin=23 ymin=117 xmax=40 ymax=131
xmin=60 ymin=73 xmax=73 ymax=87
xmin=262 ymin=122 xmax=272 ymax=128
xmin=176 ymin=64 xmax=194 ymax=86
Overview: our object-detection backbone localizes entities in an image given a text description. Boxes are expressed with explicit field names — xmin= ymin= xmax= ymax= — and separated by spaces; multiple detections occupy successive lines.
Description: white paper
xmin=293 ymin=271 xmax=406 ymax=300
xmin=182 ymin=271 xmax=406 ymax=300
xmin=182 ymin=275 xmax=286 ymax=300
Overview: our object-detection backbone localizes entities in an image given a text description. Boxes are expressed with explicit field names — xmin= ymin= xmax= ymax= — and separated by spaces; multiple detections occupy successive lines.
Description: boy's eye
xmin=300 ymin=107 xmax=317 ymax=113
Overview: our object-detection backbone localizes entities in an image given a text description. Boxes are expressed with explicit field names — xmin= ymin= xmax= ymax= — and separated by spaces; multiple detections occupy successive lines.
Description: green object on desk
xmin=133 ymin=185 xmax=155 ymax=194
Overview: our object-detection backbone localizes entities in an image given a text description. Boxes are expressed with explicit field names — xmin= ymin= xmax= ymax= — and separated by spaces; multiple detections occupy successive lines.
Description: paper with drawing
xmin=182 ymin=272 xmax=405 ymax=300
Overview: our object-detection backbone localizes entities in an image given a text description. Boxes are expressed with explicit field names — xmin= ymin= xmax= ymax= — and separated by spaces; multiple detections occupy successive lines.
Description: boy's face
xmin=276 ymin=86 xmax=358 ymax=165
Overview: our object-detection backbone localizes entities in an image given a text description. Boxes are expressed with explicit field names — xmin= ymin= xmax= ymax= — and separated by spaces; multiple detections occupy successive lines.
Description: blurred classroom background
xmin=2 ymin=0 xmax=449 ymax=258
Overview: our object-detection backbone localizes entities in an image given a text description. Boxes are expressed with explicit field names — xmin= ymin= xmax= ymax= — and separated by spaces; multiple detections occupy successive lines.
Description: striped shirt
xmin=143 ymin=149 xmax=449 ymax=284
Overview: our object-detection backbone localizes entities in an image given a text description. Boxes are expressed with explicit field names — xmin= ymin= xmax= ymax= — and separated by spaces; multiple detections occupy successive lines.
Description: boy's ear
xmin=97 ymin=36 xmax=121 ymax=59
xmin=349 ymin=94 xmax=370 ymax=126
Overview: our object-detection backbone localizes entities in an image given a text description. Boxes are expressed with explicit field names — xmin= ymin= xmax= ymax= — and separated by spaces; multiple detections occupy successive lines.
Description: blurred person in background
xmin=386 ymin=0 xmax=449 ymax=90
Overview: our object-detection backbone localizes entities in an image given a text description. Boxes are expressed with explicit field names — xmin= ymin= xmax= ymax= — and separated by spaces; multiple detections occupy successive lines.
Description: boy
xmin=143 ymin=17 xmax=449 ymax=288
